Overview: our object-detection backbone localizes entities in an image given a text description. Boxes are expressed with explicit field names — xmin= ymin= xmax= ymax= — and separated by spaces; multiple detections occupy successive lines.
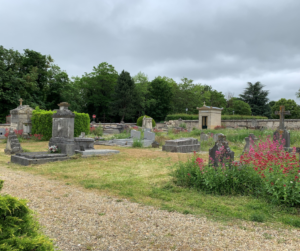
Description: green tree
xmin=147 ymin=76 xmax=174 ymax=121
xmin=81 ymin=62 xmax=118 ymax=122
xmin=271 ymin=98 xmax=300 ymax=119
xmin=113 ymin=70 xmax=136 ymax=122
xmin=224 ymin=98 xmax=252 ymax=115
xmin=132 ymin=72 xmax=155 ymax=117
xmin=239 ymin=82 xmax=271 ymax=117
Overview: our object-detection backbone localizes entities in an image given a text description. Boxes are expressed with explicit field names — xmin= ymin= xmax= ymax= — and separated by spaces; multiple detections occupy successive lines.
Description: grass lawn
xmin=1 ymin=128 xmax=300 ymax=229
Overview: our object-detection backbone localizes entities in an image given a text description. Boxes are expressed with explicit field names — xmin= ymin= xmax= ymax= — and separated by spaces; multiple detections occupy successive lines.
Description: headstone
xmin=79 ymin=132 xmax=85 ymax=138
xmin=142 ymin=116 xmax=153 ymax=130
xmin=209 ymin=134 xmax=234 ymax=167
xmin=152 ymin=141 xmax=160 ymax=148
xmin=130 ymin=130 xmax=141 ymax=139
xmin=200 ymin=132 xmax=209 ymax=141
xmin=162 ymin=138 xmax=200 ymax=153
xmin=10 ymin=98 xmax=34 ymax=132
xmin=49 ymin=102 xmax=75 ymax=155
xmin=251 ymin=119 xmax=258 ymax=128
xmin=144 ymin=131 xmax=155 ymax=141
xmin=273 ymin=106 xmax=291 ymax=147
xmin=243 ymin=133 xmax=258 ymax=153
xmin=4 ymin=128 xmax=23 ymax=155
xmin=213 ymin=133 xmax=222 ymax=142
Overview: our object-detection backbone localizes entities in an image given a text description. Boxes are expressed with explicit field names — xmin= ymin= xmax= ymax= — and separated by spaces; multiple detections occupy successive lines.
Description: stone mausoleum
xmin=10 ymin=99 xmax=33 ymax=135
xmin=197 ymin=102 xmax=223 ymax=130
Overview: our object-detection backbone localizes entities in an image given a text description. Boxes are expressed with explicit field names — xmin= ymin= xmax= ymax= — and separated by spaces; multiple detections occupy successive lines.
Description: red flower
xmin=283 ymin=184 xmax=286 ymax=187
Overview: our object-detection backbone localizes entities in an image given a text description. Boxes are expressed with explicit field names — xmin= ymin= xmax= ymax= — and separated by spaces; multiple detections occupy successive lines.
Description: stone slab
xmin=162 ymin=144 xmax=200 ymax=153
xmin=130 ymin=130 xmax=141 ymax=139
xmin=164 ymin=138 xmax=199 ymax=146
xmin=0 ymin=128 xmax=6 ymax=136
xmin=11 ymin=152 xmax=69 ymax=166
xmin=75 ymin=149 xmax=120 ymax=156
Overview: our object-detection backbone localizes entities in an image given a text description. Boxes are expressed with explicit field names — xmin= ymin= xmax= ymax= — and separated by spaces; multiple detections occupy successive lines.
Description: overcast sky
xmin=1 ymin=0 xmax=299 ymax=103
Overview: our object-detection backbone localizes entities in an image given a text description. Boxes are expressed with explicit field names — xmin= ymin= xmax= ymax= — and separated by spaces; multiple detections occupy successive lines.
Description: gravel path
xmin=1 ymin=166 xmax=300 ymax=250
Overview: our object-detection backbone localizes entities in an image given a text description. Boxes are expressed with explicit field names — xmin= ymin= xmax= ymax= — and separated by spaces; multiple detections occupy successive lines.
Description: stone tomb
xmin=162 ymin=138 xmax=200 ymax=153
xmin=11 ymin=152 xmax=69 ymax=166
xmin=209 ymin=134 xmax=234 ymax=167
xmin=4 ymin=128 xmax=23 ymax=155
xmin=142 ymin=116 xmax=153 ymax=130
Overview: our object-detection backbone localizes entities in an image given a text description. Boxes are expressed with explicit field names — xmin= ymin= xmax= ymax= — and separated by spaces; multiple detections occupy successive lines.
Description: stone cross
xmin=19 ymin=98 xmax=23 ymax=106
xmin=275 ymin=106 xmax=290 ymax=130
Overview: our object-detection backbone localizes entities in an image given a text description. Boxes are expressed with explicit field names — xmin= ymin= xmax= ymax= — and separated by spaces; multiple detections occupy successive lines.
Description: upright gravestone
xmin=200 ymin=132 xmax=209 ymax=141
xmin=4 ymin=128 xmax=23 ymax=155
xmin=142 ymin=116 xmax=153 ymax=130
xmin=273 ymin=106 xmax=290 ymax=148
xmin=243 ymin=133 xmax=258 ymax=153
xmin=10 ymin=98 xmax=33 ymax=137
xmin=144 ymin=131 xmax=155 ymax=142
xmin=209 ymin=134 xmax=234 ymax=167
xmin=49 ymin=102 xmax=75 ymax=155
xmin=130 ymin=130 xmax=141 ymax=139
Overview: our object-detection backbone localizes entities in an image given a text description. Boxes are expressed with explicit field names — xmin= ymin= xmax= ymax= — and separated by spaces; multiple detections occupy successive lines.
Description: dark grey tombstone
xmin=80 ymin=145 xmax=85 ymax=151
xmin=152 ymin=141 xmax=160 ymax=148
xmin=4 ymin=128 xmax=23 ymax=155
xmin=273 ymin=106 xmax=291 ymax=148
xmin=209 ymin=134 xmax=234 ymax=167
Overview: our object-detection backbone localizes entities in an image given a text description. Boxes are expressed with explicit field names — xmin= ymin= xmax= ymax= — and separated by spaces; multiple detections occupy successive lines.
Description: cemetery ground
xmin=1 ymin=129 xmax=300 ymax=249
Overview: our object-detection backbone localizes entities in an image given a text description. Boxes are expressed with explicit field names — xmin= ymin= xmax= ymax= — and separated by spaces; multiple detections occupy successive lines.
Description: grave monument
xmin=142 ymin=116 xmax=153 ymax=130
xmin=162 ymin=138 xmax=200 ymax=153
xmin=4 ymin=128 xmax=23 ymax=155
xmin=243 ymin=133 xmax=258 ymax=153
xmin=10 ymin=98 xmax=33 ymax=137
xmin=273 ymin=106 xmax=290 ymax=148
xmin=197 ymin=102 xmax=223 ymax=129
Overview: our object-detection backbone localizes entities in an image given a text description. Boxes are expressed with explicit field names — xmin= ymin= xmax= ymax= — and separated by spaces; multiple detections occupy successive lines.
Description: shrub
xmin=136 ymin=115 xmax=156 ymax=127
xmin=0 ymin=180 xmax=54 ymax=250
xmin=32 ymin=108 xmax=90 ymax=140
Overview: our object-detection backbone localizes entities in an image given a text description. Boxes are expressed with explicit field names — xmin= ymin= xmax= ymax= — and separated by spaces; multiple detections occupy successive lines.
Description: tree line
xmin=1 ymin=46 xmax=300 ymax=123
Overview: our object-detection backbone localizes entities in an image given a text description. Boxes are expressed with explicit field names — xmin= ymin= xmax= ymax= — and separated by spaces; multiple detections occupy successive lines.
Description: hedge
xmin=32 ymin=109 xmax=90 ymax=140
xmin=165 ymin=113 xmax=268 ymax=121
xmin=0 ymin=180 xmax=55 ymax=250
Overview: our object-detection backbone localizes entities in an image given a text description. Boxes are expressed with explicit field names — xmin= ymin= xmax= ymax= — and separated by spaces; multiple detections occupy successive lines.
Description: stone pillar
xmin=49 ymin=102 xmax=75 ymax=156
xmin=10 ymin=105 xmax=33 ymax=131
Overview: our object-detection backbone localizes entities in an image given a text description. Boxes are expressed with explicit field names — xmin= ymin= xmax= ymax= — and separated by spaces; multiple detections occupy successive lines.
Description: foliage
xmin=239 ymin=82 xmax=271 ymax=118
xmin=0 ymin=180 xmax=54 ymax=250
xmin=31 ymin=108 xmax=89 ymax=140
xmin=31 ymin=134 xmax=44 ymax=141
xmin=147 ymin=76 xmax=174 ymax=121
xmin=136 ymin=115 xmax=156 ymax=127
xmin=165 ymin=114 xmax=268 ymax=121
xmin=173 ymin=138 xmax=300 ymax=206
xmin=223 ymin=98 xmax=252 ymax=115
xmin=271 ymin=98 xmax=300 ymax=119
xmin=113 ymin=70 xmax=136 ymax=122
xmin=90 ymin=126 xmax=103 ymax=136
xmin=0 ymin=45 xmax=70 ymax=123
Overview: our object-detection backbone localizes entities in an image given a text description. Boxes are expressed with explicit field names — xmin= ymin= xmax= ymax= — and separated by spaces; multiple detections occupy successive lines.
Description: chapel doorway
xmin=202 ymin=116 xmax=208 ymax=129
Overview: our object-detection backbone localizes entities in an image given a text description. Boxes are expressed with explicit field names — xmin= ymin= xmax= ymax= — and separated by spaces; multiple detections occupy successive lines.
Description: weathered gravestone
xmin=142 ymin=116 xmax=153 ymax=130
xmin=200 ymin=132 xmax=209 ymax=141
xmin=74 ymin=132 xmax=95 ymax=151
xmin=130 ymin=130 xmax=141 ymax=139
xmin=49 ymin=102 xmax=75 ymax=155
xmin=213 ymin=133 xmax=222 ymax=142
xmin=162 ymin=138 xmax=200 ymax=153
xmin=0 ymin=128 xmax=6 ymax=139
xmin=273 ymin=106 xmax=290 ymax=148
xmin=209 ymin=134 xmax=234 ymax=167
xmin=243 ymin=133 xmax=258 ymax=153
xmin=4 ymin=128 xmax=23 ymax=155
xmin=144 ymin=131 xmax=155 ymax=142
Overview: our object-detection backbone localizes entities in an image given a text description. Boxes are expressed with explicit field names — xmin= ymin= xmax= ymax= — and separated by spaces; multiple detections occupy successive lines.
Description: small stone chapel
xmin=197 ymin=102 xmax=223 ymax=129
